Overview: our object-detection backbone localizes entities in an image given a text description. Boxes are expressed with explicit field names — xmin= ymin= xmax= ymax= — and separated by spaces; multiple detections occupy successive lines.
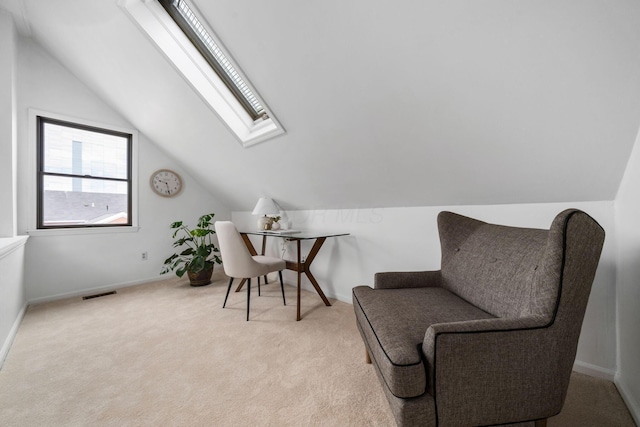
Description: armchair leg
xmin=534 ymin=419 xmax=547 ymax=427
xmin=223 ymin=277 xmax=234 ymax=308
xmin=279 ymin=271 xmax=286 ymax=305
xmin=258 ymin=276 xmax=261 ymax=296
xmin=246 ymin=278 xmax=251 ymax=321
xmin=365 ymin=350 xmax=371 ymax=364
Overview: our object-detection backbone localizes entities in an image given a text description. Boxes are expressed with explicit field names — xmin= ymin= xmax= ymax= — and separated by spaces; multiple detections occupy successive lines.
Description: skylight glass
xmin=159 ymin=0 xmax=267 ymax=121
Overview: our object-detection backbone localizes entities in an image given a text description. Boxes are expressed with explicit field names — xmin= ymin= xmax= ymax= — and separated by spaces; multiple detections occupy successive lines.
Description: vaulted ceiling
xmin=3 ymin=0 xmax=640 ymax=211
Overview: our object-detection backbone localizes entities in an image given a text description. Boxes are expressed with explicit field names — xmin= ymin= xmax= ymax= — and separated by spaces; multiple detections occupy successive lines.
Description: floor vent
xmin=82 ymin=291 xmax=117 ymax=300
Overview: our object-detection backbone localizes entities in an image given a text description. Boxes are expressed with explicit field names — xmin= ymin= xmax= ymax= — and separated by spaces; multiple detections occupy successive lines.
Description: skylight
xmin=159 ymin=0 xmax=266 ymax=121
xmin=121 ymin=0 xmax=285 ymax=147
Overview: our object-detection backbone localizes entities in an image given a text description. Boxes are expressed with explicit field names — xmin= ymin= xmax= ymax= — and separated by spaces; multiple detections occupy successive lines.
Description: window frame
xmin=33 ymin=112 xmax=137 ymax=232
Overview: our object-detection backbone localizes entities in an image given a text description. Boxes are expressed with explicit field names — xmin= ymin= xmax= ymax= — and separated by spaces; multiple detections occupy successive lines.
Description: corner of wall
xmin=615 ymin=374 xmax=640 ymax=426
xmin=612 ymin=122 xmax=640 ymax=425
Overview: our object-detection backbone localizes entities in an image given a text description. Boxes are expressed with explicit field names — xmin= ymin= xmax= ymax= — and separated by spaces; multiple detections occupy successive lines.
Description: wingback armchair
xmin=352 ymin=209 xmax=605 ymax=426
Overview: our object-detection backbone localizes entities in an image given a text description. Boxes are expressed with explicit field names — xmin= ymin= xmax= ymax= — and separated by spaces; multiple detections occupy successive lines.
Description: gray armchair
xmin=353 ymin=209 xmax=605 ymax=426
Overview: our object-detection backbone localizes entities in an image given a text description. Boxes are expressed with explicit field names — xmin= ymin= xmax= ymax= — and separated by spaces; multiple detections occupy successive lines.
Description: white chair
xmin=214 ymin=221 xmax=286 ymax=321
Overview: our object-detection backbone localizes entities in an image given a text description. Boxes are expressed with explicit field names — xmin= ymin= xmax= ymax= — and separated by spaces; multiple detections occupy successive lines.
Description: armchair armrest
xmin=374 ymin=270 xmax=441 ymax=289
xmin=422 ymin=316 xmax=567 ymax=426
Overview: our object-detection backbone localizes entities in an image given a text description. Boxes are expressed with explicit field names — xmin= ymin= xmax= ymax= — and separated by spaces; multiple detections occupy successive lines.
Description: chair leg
xmin=534 ymin=419 xmax=547 ymax=427
xmin=279 ymin=271 xmax=286 ymax=306
xmin=223 ymin=277 xmax=234 ymax=308
xmin=258 ymin=276 xmax=261 ymax=296
xmin=264 ymin=274 xmax=268 ymax=284
xmin=246 ymin=278 xmax=251 ymax=321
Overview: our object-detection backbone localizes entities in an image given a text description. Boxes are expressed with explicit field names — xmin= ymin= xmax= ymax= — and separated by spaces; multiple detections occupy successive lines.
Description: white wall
xmin=0 ymin=238 xmax=27 ymax=368
xmin=614 ymin=127 xmax=640 ymax=424
xmin=15 ymin=36 xmax=231 ymax=302
xmin=0 ymin=10 xmax=17 ymax=237
xmin=0 ymin=10 xmax=26 ymax=371
xmin=233 ymin=201 xmax=617 ymax=374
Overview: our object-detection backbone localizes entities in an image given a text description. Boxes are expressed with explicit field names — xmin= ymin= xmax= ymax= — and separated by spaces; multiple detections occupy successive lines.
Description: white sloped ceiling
xmin=5 ymin=0 xmax=640 ymax=211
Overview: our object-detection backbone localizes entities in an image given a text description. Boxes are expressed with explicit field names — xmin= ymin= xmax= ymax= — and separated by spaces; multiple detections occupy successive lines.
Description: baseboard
xmin=27 ymin=275 xmax=168 ymax=305
xmin=614 ymin=374 xmax=640 ymax=426
xmin=293 ymin=282 xmax=352 ymax=305
xmin=331 ymin=290 xmax=353 ymax=304
xmin=0 ymin=302 xmax=28 ymax=370
xmin=573 ymin=360 xmax=616 ymax=381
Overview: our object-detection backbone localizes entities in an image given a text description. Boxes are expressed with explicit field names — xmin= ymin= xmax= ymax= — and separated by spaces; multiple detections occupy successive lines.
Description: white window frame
xmin=26 ymin=109 xmax=139 ymax=236
xmin=120 ymin=0 xmax=285 ymax=147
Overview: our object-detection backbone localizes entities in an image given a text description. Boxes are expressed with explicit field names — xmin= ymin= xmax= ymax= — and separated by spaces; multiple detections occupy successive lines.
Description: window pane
xmin=41 ymin=176 xmax=129 ymax=227
xmin=42 ymin=122 xmax=129 ymax=179
xmin=173 ymin=0 xmax=266 ymax=118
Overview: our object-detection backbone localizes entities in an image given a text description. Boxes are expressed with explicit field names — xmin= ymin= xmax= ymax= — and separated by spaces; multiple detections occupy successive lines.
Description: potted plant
xmin=161 ymin=213 xmax=222 ymax=286
xmin=270 ymin=215 xmax=281 ymax=230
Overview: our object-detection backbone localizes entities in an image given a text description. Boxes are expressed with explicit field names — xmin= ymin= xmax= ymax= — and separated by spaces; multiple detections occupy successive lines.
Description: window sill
xmin=26 ymin=227 xmax=140 ymax=237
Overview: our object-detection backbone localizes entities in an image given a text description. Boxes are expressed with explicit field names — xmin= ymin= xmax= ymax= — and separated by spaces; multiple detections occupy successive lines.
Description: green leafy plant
xmin=161 ymin=213 xmax=222 ymax=278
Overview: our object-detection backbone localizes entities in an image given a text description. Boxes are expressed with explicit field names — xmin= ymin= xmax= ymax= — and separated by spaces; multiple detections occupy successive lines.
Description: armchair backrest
xmin=438 ymin=209 xmax=605 ymax=322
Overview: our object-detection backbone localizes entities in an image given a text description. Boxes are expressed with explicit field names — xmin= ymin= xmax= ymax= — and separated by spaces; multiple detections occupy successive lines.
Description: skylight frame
xmin=120 ymin=0 xmax=285 ymax=147
xmin=158 ymin=0 xmax=266 ymax=121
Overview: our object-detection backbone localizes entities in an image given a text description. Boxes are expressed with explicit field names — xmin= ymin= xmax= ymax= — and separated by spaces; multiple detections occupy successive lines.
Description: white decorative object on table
xmin=252 ymin=197 xmax=279 ymax=230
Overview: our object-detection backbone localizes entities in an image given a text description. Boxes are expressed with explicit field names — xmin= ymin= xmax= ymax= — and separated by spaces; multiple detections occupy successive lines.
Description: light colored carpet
xmin=550 ymin=371 xmax=636 ymax=427
xmin=0 ymin=273 xmax=635 ymax=426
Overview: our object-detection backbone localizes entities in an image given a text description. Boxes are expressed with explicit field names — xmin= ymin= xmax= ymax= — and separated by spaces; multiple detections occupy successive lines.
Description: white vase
xmin=257 ymin=216 xmax=272 ymax=230
xmin=271 ymin=222 xmax=281 ymax=231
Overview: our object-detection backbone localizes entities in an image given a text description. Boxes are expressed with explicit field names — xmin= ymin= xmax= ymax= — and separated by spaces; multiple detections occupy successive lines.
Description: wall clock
xmin=150 ymin=169 xmax=182 ymax=197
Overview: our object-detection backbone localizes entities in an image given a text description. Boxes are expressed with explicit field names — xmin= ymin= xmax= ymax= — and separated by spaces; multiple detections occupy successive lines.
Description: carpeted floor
xmin=0 ymin=273 xmax=635 ymax=426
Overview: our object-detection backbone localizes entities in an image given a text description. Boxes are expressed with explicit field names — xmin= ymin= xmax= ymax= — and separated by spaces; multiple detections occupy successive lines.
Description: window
xmin=121 ymin=0 xmax=285 ymax=147
xmin=36 ymin=116 xmax=133 ymax=229
xmin=158 ymin=0 xmax=266 ymax=121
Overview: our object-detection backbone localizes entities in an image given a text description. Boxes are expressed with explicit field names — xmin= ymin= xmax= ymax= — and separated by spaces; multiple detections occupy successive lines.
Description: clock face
xmin=151 ymin=169 xmax=182 ymax=197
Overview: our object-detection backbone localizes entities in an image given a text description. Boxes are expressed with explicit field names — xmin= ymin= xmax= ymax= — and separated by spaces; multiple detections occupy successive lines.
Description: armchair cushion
xmin=374 ymin=270 xmax=442 ymax=289
xmin=352 ymin=285 xmax=494 ymax=399
xmin=438 ymin=212 xmax=551 ymax=319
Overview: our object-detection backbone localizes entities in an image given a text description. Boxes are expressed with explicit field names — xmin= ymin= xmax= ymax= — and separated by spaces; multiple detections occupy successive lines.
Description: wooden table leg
xmin=303 ymin=237 xmax=331 ymax=306
xmin=235 ymin=278 xmax=247 ymax=292
xmin=297 ymin=240 xmax=302 ymax=321
xmin=294 ymin=237 xmax=332 ymax=320
xmin=305 ymin=270 xmax=331 ymax=306
xmin=236 ymin=234 xmax=259 ymax=292
xmin=241 ymin=234 xmax=259 ymax=256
